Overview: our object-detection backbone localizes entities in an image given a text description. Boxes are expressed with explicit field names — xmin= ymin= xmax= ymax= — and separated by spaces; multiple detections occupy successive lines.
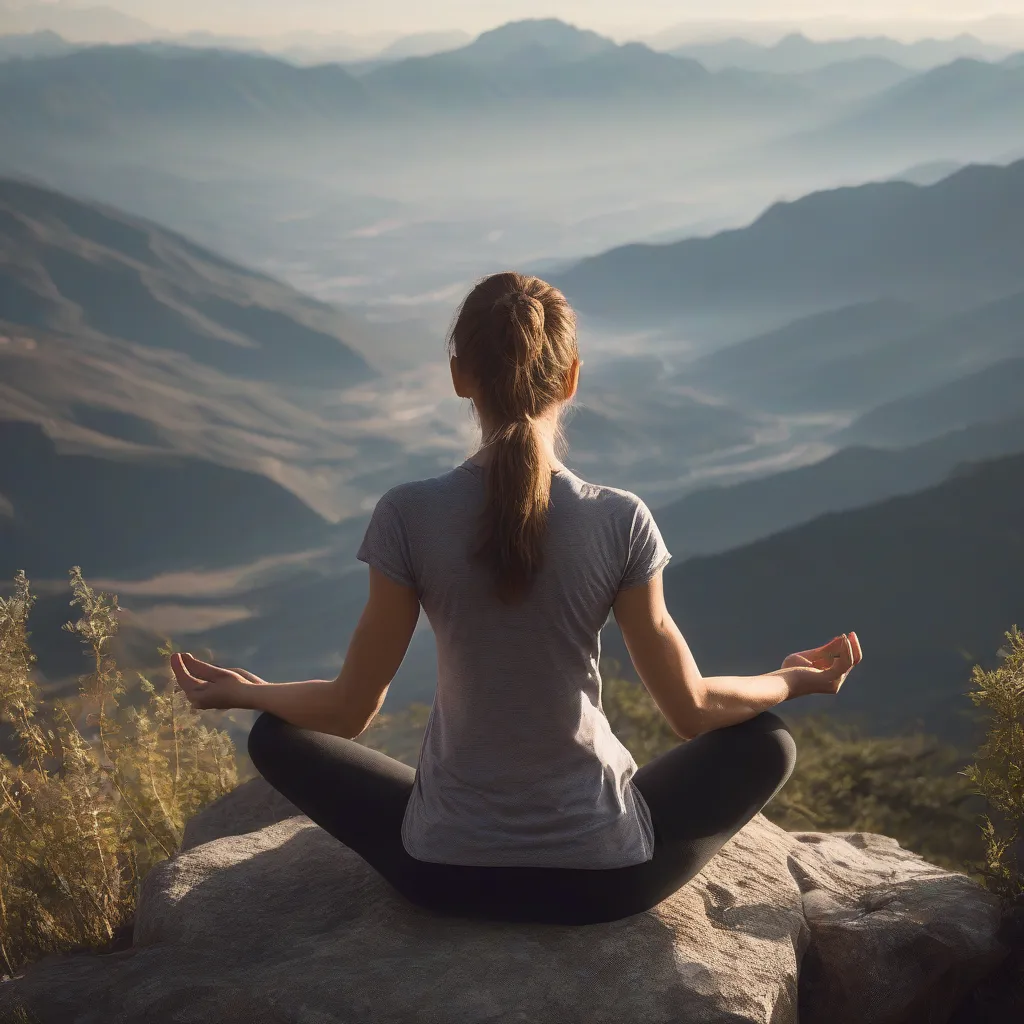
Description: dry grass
xmin=0 ymin=569 xmax=238 ymax=977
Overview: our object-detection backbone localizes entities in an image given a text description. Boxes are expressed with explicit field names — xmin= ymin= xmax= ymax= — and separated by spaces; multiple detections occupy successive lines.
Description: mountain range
xmin=605 ymin=450 xmax=1024 ymax=744
xmin=653 ymin=415 xmax=1024 ymax=559
xmin=672 ymin=31 xmax=1012 ymax=73
xmin=3 ymin=86 xmax=1023 ymax=750
xmin=837 ymin=357 xmax=1024 ymax=448
xmin=554 ymin=158 xmax=1024 ymax=330
xmin=683 ymin=287 xmax=1024 ymax=416
xmin=1 ymin=177 xmax=374 ymax=387
xmin=0 ymin=176 xmax=463 ymax=557
xmin=792 ymin=56 xmax=1024 ymax=156
xmin=0 ymin=29 xmax=74 ymax=60
xmin=0 ymin=20 xmax=818 ymax=132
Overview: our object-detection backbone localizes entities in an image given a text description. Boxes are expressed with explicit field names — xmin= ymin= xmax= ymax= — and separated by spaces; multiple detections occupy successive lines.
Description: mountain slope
xmin=685 ymin=287 xmax=1024 ymax=414
xmin=0 ymin=177 xmax=457 ymax=552
xmin=0 ymin=30 xmax=76 ymax=61
xmin=0 ymin=20 xmax=809 ymax=133
xmin=681 ymin=299 xmax=927 ymax=411
xmin=838 ymin=357 xmax=1024 ymax=447
xmin=0 ymin=176 xmax=376 ymax=387
xmin=0 ymin=45 xmax=372 ymax=132
xmin=804 ymin=58 xmax=1024 ymax=150
xmin=672 ymin=32 xmax=1008 ymax=73
xmin=608 ymin=451 xmax=1024 ymax=743
xmin=654 ymin=415 xmax=1024 ymax=558
xmin=361 ymin=21 xmax=717 ymax=107
xmin=0 ymin=421 xmax=334 ymax=579
xmin=554 ymin=159 xmax=1024 ymax=324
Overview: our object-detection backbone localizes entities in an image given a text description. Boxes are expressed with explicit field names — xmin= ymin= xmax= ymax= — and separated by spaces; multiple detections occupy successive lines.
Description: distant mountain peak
xmin=465 ymin=18 xmax=615 ymax=59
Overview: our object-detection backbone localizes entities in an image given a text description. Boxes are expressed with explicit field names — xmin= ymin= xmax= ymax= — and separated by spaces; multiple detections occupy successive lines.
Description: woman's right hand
xmin=782 ymin=632 xmax=862 ymax=695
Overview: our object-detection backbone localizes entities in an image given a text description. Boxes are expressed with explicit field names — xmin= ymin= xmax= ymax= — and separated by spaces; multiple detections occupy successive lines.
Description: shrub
xmin=961 ymin=625 xmax=1024 ymax=905
xmin=0 ymin=569 xmax=239 ymax=977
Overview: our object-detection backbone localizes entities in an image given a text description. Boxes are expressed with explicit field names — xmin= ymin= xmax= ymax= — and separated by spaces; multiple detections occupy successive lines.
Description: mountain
xmin=360 ymin=21 xmax=713 ymax=107
xmin=798 ymin=58 xmax=1024 ymax=154
xmin=554 ymin=159 xmax=1024 ymax=327
xmin=0 ymin=30 xmax=75 ymax=61
xmin=790 ymin=57 xmax=915 ymax=100
xmin=372 ymin=30 xmax=472 ymax=61
xmin=0 ymin=176 xmax=457 ymax=541
xmin=0 ymin=45 xmax=372 ymax=132
xmin=0 ymin=19 xmax=813 ymax=136
xmin=672 ymin=32 xmax=1010 ymax=73
xmin=607 ymin=451 xmax=1024 ymax=743
xmin=891 ymin=159 xmax=964 ymax=186
xmin=683 ymin=288 xmax=1024 ymax=415
xmin=455 ymin=18 xmax=615 ymax=63
xmin=838 ymin=357 xmax=1024 ymax=448
xmin=0 ymin=177 xmax=375 ymax=387
xmin=653 ymin=415 xmax=1024 ymax=559
xmin=681 ymin=299 xmax=927 ymax=412
xmin=0 ymin=420 xmax=334 ymax=580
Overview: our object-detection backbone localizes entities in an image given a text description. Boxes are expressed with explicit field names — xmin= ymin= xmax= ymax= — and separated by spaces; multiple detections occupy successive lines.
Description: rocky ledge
xmin=0 ymin=778 xmax=1010 ymax=1024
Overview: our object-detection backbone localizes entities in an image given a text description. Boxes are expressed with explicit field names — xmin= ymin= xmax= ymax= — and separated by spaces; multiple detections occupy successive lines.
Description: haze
xmin=17 ymin=0 xmax=1024 ymax=41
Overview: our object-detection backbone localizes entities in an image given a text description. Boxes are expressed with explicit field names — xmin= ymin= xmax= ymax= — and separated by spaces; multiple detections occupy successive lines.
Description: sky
xmin=31 ymin=1 xmax=1024 ymax=41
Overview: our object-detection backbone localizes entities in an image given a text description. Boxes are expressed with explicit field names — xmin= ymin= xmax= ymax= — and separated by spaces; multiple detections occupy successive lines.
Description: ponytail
xmin=447 ymin=272 xmax=578 ymax=603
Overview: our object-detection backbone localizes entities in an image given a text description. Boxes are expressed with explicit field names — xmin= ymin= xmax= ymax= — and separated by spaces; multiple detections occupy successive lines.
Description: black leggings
xmin=247 ymin=709 xmax=797 ymax=926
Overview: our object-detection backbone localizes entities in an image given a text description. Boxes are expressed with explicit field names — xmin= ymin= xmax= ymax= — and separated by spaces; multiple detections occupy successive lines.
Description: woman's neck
xmin=470 ymin=414 xmax=564 ymax=471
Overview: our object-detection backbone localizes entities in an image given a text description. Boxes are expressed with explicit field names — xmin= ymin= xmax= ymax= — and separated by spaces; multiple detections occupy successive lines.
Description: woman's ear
xmin=450 ymin=355 xmax=468 ymax=399
xmin=562 ymin=357 xmax=581 ymax=401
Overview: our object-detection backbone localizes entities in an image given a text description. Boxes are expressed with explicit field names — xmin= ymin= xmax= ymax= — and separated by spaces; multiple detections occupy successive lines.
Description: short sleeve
xmin=356 ymin=494 xmax=417 ymax=590
xmin=620 ymin=497 xmax=672 ymax=591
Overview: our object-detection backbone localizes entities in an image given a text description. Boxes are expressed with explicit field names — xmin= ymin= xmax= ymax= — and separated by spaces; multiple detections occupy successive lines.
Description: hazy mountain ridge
xmin=684 ymin=287 xmax=1024 ymax=416
xmin=654 ymin=415 xmax=1024 ymax=559
xmin=606 ymin=450 xmax=1024 ymax=742
xmin=0 ymin=29 xmax=76 ymax=60
xmin=672 ymin=31 xmax=1011 ymax=73
xmin=0 ymin=44 xmax=375 ymax=130
xmin=0 ymin=176 xmax=376 ymax=386
xmin=0 ymin=420 xmax=336 ymax=580
xmin=789 ymin=56 xmax=1024 ymax=156
xmin=0 ymin=176 xmax=469 ymax=545
xmin=0 ymin=21 xmax=816 ymax=125
xmin=554 ymin=158 xmax=1024 ymax=326
xmin=838 ymin=356 xmax=1024 ymax=448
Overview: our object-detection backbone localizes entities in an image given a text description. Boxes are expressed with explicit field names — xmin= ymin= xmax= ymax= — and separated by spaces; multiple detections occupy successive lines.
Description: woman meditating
xmin=171 ymin=271 xmax=862 ymax=926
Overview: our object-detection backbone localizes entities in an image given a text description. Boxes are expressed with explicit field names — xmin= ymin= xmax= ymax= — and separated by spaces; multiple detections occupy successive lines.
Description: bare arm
xmin=612 ymin=570 xmax=860 ymax=738
xmin=171 ymin=566 xmax=421 ymax=739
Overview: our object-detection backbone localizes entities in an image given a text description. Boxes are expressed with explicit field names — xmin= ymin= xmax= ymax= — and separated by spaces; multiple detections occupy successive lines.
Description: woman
xmin=172 ymin=271 xmax=862 ymax=927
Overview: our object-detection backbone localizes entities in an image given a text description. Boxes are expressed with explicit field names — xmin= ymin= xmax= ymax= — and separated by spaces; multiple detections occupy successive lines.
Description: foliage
xmin=961 ymin=625 xmax=1024 ymax=905
xmin=766 ymin=715 xmax=982 ymax=870
xmin=599 ymin=659 xmax=982 ymax=870
xmin=0 ymin=569 xmax=239 ymax=978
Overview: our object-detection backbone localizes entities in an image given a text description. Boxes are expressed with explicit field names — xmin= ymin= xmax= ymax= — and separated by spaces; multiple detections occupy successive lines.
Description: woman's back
xmin=357 ymin=457 xmax=671 ymax=869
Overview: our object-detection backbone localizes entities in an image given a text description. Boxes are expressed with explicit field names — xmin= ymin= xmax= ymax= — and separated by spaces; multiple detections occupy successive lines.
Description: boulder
xmin=0 ymin=777 xmax=1008 ymax=1024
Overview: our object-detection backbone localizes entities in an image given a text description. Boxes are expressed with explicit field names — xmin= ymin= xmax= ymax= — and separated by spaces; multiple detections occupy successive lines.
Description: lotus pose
xmin=172 ymin=271 xmax=862 ymax=926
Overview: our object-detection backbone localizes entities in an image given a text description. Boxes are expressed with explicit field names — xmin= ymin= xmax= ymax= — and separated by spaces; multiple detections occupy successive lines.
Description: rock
xmin=0 ymin=778 xmax=1008 ymax=1024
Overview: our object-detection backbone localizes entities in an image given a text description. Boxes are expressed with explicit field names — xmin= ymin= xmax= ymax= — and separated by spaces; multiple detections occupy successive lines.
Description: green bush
xmin=0 ymin=569 xmax=238 ymax=977
xmin=961 ymin=625 xmax=1024 ymax=905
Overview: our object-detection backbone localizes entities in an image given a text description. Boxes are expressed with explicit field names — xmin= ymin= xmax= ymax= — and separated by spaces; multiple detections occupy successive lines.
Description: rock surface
xmin=0 ymin=777 xmax=1009 ymax=1024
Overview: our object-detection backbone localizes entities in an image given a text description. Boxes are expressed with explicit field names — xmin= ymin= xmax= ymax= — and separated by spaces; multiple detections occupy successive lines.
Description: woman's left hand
xmin=170 ymin=652 xmax=266 ymax=711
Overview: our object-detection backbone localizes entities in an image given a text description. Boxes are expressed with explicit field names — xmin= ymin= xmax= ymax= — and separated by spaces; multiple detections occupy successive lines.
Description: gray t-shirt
xmin=356 ymin=458 xmax=672 ymax=869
